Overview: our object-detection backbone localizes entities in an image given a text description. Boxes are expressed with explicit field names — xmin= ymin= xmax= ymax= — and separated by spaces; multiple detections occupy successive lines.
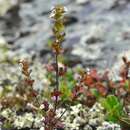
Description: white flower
xmin=49 ymin=10 xmax=56 ymax=18
xmin=49 ymin=6 xmax=68 ymax=19
xmin=63 ymin=6 xmax=68 ymax=13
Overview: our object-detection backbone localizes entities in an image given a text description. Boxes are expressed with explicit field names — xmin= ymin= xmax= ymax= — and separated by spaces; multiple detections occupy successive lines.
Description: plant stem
xmin=55 ymin=54 xmax=59 ymax=91
xmin=58 ymin=108 xmax=67 ymax=120
xmin=54 ymin=53 xmax=59 ymax=112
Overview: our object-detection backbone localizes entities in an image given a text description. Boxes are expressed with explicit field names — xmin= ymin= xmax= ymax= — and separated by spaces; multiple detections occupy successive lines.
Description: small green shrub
xmin=101 ymin=95 xmax=124 ymax=122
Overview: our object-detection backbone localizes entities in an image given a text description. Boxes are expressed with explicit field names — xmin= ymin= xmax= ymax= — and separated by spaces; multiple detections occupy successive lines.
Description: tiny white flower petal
xmin=40 ymin=104 xmax=45 ymax=110
xmin=63 ymin=7 xmax=68 ymax=12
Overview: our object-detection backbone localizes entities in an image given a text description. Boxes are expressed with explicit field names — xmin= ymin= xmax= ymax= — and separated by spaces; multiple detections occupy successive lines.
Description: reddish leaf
xmin=120 ymin=79 xmax=126 ymax=86
xmin=120 ymin=65 xmax=128 ymax=80
xmin=90 ymin=69 xmax=100 ymax=81
xmin=108 ymin=80 xmax=116 ymax=89
xmin=96 ymin=82 xmax=108 ymax=96
xmin=52 ymin=42 xmax=64 ymax=54
xmin=47 ymin=109 xmax=55 ymax=118
xmin=45 ymin=64 xmax=55 ymax=72
xmin=25 ymin=79 xmax=34 ymax=86
xmin=51 ymin=90 xmax=62 ymax=98
xmin=42 ymin=101 xmax=49 ymax=111
xmin=71 ymin=89 xmax=78 ymax=100
xmin=31 ymin=90 xmax=38 ymax=97
xmin=85 ymin=91 xmax=96 ymax=107
xmin=19 ymin=60 xmax=30 ymax=77
xmin=101 ymin=70 xmax=109 ymax=81
xmin=120 ymin=56 xmax=130 ymax=80
xmin=71 ymin=85 xmax=83 ymax=100
xmin=116 ymin=87 xmax=127 ymax=97
xmin=58 ymin=66 xmax=67 ymax=76
xmin=83 ymin=75 xmax=94 ymax=86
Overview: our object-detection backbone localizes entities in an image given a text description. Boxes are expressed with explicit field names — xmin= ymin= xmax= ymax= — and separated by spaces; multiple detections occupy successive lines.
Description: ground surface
xmin=0 ymin=0 xmax=130 ymax=69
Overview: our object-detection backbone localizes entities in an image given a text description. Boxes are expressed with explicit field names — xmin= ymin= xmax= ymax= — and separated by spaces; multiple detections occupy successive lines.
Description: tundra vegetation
xmin=0 ymin=5 xmax=130 ymax=130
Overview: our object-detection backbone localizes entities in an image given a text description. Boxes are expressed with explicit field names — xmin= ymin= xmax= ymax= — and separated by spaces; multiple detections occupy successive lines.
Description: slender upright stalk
xmin=55 ymin=54 xmax=59 ymax=91
xmin=54 ymin=54 xmax=59 ymax=111
xmin=50 ymin=5 xmax=67 ymax=112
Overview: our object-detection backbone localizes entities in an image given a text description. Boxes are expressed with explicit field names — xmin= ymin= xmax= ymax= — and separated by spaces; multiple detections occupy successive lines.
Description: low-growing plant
xmin=101 ymin=95 xmax=124 ymax=122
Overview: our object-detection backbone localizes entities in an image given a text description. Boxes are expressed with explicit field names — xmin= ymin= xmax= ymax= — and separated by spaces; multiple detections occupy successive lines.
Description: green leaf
xmin=124 ymin=80 xmax=129 ymax=89
xmin=90 ymin=88 xmax=99 ymax=98
xmin=54 ymin=21 xmax=64 ymax=33
xmin=107 ymin=95 xmax=118 ymax=108
xmin=101 ymin=95 xmax=124 ymax=122
xmin=60 ymin=81 xmax=71 ymax=101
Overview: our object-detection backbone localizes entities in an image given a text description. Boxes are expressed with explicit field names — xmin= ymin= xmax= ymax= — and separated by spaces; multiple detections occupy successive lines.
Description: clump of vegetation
xmin=101 ymin=95 xmax=124 ymax=122
xmin=0 ymin=4 xmax=130 ymax=130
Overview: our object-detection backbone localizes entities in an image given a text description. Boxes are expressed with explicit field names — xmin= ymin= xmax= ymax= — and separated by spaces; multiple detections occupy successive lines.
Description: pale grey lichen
xmin=97 ymin=121 xmax=121 ymax=130
xmin=83 ymin=125 xmax=93 ymax=130
xmin=0 ymin=108 xmax=15 ymax=119
xmin=13 ymin=113 xmax=34 ymax=129
xmin=33 ymin=115 xmax=44 ymax=128
xmin=58 ymin=104 xmax=89 ymax=130
xmin=0 ymin=107 xmax=44 ymax=129
xmin=88 ymin=103 xmax=105 ymax=127
xmin=57 ymin=103 xmax=105 ymax=130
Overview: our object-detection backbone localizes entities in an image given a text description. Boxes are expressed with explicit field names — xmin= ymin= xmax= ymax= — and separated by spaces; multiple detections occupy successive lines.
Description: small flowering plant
xmin=41 ymin=5 xmax=71 ymax=130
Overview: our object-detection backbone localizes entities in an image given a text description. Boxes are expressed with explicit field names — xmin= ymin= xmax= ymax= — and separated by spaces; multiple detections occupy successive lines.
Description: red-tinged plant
xmin=95 ymin=82 xmax=108 ymax=96
xmin=0 ymin=59 xmax=39 ymax=109
xmin=120 ymin=56 xmax=130 ymax=80
xmin=71 ymin=85 xmax=84 ymax=100
xmin=19 ymin=59 xmax=34 ymax=87
xmin=43 ymin=5 xmax=72 ymax=129
xmin=40 ymin=5 xmax=68 ymax=130
xmin=82 ymin=69 xmax=108 ymax=95
xmin=119 ymin=57 xmax=130 ymax=92
xmin=18 ymin=60 xmax=38 ymax=99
